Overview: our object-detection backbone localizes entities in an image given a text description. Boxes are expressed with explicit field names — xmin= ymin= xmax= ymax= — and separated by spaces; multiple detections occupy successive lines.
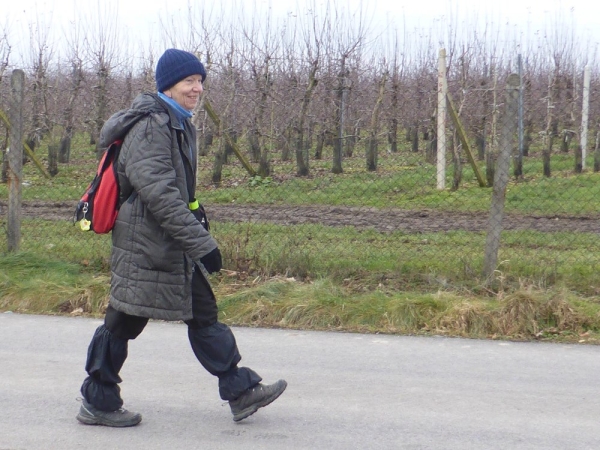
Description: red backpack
xmin=74 ymin=140 xmax=123 ymax=234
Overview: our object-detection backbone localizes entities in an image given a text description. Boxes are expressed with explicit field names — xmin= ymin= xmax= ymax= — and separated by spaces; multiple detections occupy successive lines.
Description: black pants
xmin=80 ymin=266 xmax=262 ymax=411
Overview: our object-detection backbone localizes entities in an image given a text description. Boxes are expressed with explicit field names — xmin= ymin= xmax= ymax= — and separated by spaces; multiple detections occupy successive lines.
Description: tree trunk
xmin=450 ymin=132 xmax=462 ymax=190
xmin=561 ymin=130 xmax=574 ymax=153
xmin=59 ymin=59 xmax=84 ymax=166
xmin=249 ymin=125 xmax=260 ymax=163
xmin=523 ymin=118 xmax=532 ymax=157
xmin=523 ymin=78 xmax=532 ymax=157
xmin=479 ymin=70 xmax=489 ymax=161
xmin=306 ymin=121 xmax=314 ymax=153
xmin=426 ymin=133 xmax=437 ymax=165
xmin=388 ymin=124 xmax=398 ymax=153
xmin=258 ymin=150 xmax=271 ymax=177
xmin=295 ymin=132 xmax=309 ymax=176
xmin=594 ymin=129 xmax=600 ymax=172
xmin=345 ymin=124 xmax=356 ymax=158
xmin=543 ymin=73 xmax=555 ymax=178
xmin=58 ymin=133 xmax=71 ymax=164
xmin=365 ymin=72 xmax=387 ymax=171
xmin=197 ymin=135 xmax=208 ymax=158
xmin=486 ymin=67 xmax=499 ymax=187
xmin=543 ymin=134 xmax=553 ymax=177
xmin=205 ymin=130 xmax=214 ymax=147
xmin=197 ymin=128 xmax=214 ymax=156
xmin=48 ymin=144 xmax=58 ymax=177
xmin=224 ymin=130 xmax=239 ymax=165
xmin=411 ymin=123 xmax=419 ymax=152
xmin=314 ymin=130 xmax=326 ymax=160
xmin=575 ymin=145 xmax=583 ymax=173
xmin=294 ymin=60 xmax=318 ymax=176
xmin=476 ymin=130 xmax=485 ymax=161
xmin=332 ymin=56 xmax=347 ymax=175
xmin=211 ymin=139 xmax=225 ymax=184
xmin=388 ymin=71 xmax=399 ymax=153
xmin=486 ymin=141 xmax=495 ymax=187
xmin=281 ymin=127 xmax=292 ymax=162
xmin=426 ymin=112 xmax=437 ymax=164
xmin=366 ymin=134 xmax=377 ymax=171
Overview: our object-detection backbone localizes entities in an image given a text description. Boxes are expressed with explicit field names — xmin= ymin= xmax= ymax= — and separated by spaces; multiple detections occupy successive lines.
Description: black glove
xmin=200 ymin=247 xmax=222 ymax=274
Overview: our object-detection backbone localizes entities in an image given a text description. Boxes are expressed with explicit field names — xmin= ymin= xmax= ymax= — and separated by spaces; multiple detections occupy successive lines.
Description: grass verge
xmin=2 ymin=251 xmax=600 ymax=344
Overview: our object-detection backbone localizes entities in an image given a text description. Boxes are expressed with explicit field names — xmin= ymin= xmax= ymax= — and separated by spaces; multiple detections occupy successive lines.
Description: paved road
xmin=0 ymin=313 xmax=599 ymax=449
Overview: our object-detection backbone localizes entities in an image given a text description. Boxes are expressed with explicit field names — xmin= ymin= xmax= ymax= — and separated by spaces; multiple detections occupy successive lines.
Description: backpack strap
xmin=176 ymin=129 xmax=197 ymax=205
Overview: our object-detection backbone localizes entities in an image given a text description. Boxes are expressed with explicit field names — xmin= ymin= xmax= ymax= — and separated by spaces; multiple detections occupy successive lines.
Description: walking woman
xmin=76 ymin=48 xmax=286 ymax=427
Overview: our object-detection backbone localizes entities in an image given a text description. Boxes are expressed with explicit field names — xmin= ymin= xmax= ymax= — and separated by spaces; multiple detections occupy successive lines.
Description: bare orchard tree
xmin=289 ymin=7 xmax=327 ymax=176
xmin=330 ymin=2 xmax=369 ymax=174
xmin=26 ymin=20 xmax=55 ymax=153
xmin=386 ymin=31 xmax=407 ymax=154
xmin=209 ymin=34 xmax=241 ymax=183
xmin=82 ymin=2 xmax=126 ymax=157
xmin=278 ymin=23 xmax=303 ymax=165
xmin=58 ymin=22 xmax=85 ymax=164
xmin=193 ymin=47 xmax=211 ymax=158
xmin=332 ymin=53 xmax=349 ymax=174
xmin=312 ymin=13 xmax=339 ymax=163
xmin=342 ymin=50 xmax=365 ymax=159
xmin=240 ymin=10 xmax=280 ymax=176
xmin=250 ymin=55 xmax=274 ymax=176
xmin=543 ymin=71 xmax=556 ymax=177
xmin=137 ymin=45 xmax=156 ymax=94
xmin=540 ymin=29 xmax=573 ymax=178
xmin=186 ymin=6 xmax=221 ymax=159
xmin=0 ymin=23 xmax=11 ymax=182
xmin=365 ymin=64 xmax=388 ymax=171
xmin=0 ymin=24 xmax=10 ymax=83
xmin=399 ymin=31 xmax=437 ymax=162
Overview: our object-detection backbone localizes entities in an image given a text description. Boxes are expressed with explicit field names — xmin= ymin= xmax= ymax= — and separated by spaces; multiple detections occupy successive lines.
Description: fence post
xmin=437 ymin=48 xmax=447 ymax=190
xmin=483 ymin=73 xmax=520 ymax=282
xmin=581 ymin=66 xmax=591 ymax=169
xmin=7 ymin=69 xmax=25 ymax=252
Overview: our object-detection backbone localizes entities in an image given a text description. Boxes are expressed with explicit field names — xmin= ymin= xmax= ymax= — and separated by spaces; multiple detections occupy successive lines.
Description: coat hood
xmin=99 ymin=93 xmax=170 ymax=148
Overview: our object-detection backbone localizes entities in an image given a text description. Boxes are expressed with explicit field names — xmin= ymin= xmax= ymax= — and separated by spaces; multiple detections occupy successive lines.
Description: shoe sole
xmin=233 ymin=380 xmax=288 ymax=422
xmin=76 ymin=410 xmax=142 ymax=427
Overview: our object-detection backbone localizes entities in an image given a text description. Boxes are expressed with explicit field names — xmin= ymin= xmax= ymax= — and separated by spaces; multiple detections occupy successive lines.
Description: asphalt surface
xmin=0 ymin=312 xmax=599 ymax=450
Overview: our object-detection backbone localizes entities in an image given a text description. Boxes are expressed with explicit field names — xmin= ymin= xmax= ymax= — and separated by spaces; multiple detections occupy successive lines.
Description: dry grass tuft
xmin=496 ymin=291 xmax=542 ymax=337
xmin=436 ymin=301 xmax=494 ymax=337
xmin=494 ymin=288 xmax=592 ymax=339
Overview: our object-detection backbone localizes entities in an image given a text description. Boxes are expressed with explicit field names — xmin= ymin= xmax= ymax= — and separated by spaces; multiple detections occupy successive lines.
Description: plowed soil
xmin=3 ymin=201 xmax=600 ymax=234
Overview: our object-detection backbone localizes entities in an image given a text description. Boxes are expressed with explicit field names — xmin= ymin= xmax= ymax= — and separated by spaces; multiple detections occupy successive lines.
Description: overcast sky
xmin=5 ymin=0 xmax=599 ymax=29
xmin=3 ymin=0 xmax=600 ymax=66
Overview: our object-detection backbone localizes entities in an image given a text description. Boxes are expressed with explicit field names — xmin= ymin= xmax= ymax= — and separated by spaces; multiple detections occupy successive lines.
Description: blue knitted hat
xmin=155 ymin=49 xmax=206 ymax=92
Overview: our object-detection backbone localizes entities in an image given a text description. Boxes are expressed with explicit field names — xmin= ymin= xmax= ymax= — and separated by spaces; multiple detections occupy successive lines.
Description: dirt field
xmin=3 ymin=200 xmax=600 ymax=234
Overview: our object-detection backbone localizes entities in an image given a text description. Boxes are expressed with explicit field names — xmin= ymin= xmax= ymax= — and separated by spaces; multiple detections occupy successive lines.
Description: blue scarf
xmin=158 ymin=92 xmax=194 ymax=161
xmin=158 ymin=92 xmax=193 ymax=128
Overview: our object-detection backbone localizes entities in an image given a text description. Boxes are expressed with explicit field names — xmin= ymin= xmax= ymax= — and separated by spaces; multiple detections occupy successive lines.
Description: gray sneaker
xmin=229 ymin=379 xmax=287 ymax=422
xmin=76 ymin=399 xmax=142 ymax=427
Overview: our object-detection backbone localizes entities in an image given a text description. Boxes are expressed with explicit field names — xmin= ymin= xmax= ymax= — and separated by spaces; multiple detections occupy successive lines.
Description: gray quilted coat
xmin=98 ymin=93 xmax=218 ymax=321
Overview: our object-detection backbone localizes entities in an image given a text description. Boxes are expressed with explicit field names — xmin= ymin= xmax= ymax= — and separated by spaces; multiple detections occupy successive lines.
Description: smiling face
xmin=163 ymin=74 xmax=204 ymax=111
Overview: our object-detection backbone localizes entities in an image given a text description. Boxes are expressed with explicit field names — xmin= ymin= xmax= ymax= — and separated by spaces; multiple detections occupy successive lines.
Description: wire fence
xmin=2 ymin=49 xmax=600 ymax=294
